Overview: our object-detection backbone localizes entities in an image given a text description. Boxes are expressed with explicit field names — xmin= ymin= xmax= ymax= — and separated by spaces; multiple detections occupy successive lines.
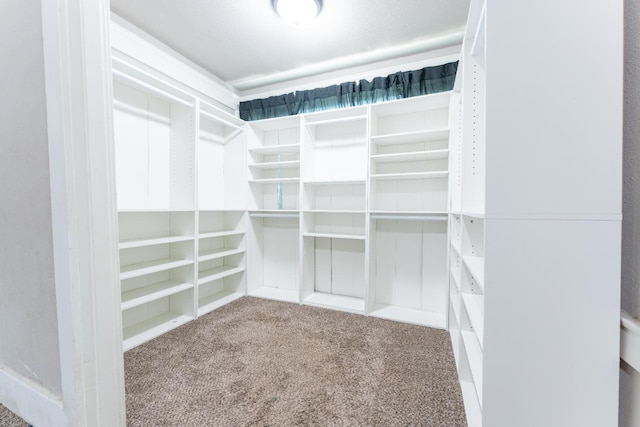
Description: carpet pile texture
xmin=0 ymin=404 xmax=28 ymax=427
xmin=125 ymin=297 xmax=467 ymax=426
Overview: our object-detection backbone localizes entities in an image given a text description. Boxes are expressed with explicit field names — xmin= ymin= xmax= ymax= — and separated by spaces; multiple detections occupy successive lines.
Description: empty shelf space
xmin=369 ymin=304 xmax=447 ymax=329
xmin=118 ymin=235 xmax=193 ymax=250
xmin=248 ymin=160 xmax=300 ymax=170
xmin=198 ymin=265 xmax=245 ymax=285
xmin=305 ymin=114 xmax=368 ymax=126
xmin=463 ymin=256 xmax=485 ymax=290
xmin=304 ymin=210 xmax=366 ymax=214
xmin=249 ymin=287 xmax=299 ymax=303
xmin=303 ymin=292 xmax=365 ymax=314
xmin=248 ymin=144 xmax=300 ymax=156
xmin=123 ymin=312 xmax=193 ymax=351
xmin=303 ymin=179 xmax=366 ymax=186
xmin=198 ymin=246 xmax=245 ymax=261
xmin=198 ymin=247 xmax=245 ymax=262
xmin=370 ymin=171 xmax=448 ymax=180
xmin=121 ymin=281 xmax=194 ymax=311
xmin=248 ymin=177 xmax=300 ymax=184
xmin=461 ymin=330 xmax=484 ymax=405
xmin=198 ymin=230 xmax=245 ymax=239
xmin=371 ymin=128 xmax=450 ymax=145
xmin=120 ymin=258 xmax=194 ymax=280
xmin=303 ymin=232 xmax=365 ymax=240
xmin=370 ymin=149 xmax=449 ymax=163
xmin=197 ymin=290 xmax=245 ymax=316
xmin=461 ymin=293 xmax=484 ymax=346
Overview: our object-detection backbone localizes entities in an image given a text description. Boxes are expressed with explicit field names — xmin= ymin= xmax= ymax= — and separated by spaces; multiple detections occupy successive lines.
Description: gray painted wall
xmin=621 ymin=0 xmax=640 ymax=425
xmin=0 ymin=0 xmax=62 ymax=396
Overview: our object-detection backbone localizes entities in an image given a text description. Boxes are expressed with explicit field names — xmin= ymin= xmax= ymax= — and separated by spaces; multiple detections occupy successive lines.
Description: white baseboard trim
xmin=0 ymin=364 xmax=67 ymax=426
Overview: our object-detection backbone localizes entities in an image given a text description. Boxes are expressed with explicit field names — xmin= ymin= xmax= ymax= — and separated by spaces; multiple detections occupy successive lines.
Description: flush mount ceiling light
xmin=272 ymin=0 xmax=322 ymax=28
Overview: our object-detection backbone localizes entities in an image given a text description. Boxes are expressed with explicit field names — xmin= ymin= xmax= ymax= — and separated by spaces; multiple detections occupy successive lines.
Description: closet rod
xmin=371 ymin=214 xmax=447 ymax=221
xmin=200 ymin=108 xmax=243 ymax=131
xmin=112 ymin=69 xmax=194 ymax=108
xmin=249 ymin=213 xmax=299 ymax=218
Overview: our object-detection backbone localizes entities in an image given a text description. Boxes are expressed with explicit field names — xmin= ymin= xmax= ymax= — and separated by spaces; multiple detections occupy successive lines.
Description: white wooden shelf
xmin=304 ymin=210 xmax=366 ymax=214
xmin=198 ymin=247 xmax=245 ymax=262
xmin=248 ymin=143 xmax=300 ymax=156
xmin=123 ymin=312 xmax=193 ymax=351
xmin=248 ymin=287 xmax=299 ymax=303
xmin=303 ymin=292 xmax=365 ymax=314
xmin=370 ymin=171 xmax=448 ymax=180
xmin=303 ymin=179 xmax=366 ymax=186
xmin=461 ymin=330 xmax=484 ymax=407
xmin=120 ymin=258 xmax=194 ymax=280
xmin=118 ymin=235 xmax=193 ymax=250
xmin=197 ymin=290 xmax=245 ymax=316
xmin=463 ymin=256 xmax=485 ymax=291
xmin=303 ymin=232 xmax=365 ymax=240
xmin=369 ymin=304 xmax=447 ymax=329
xmin=461 ymin=293 xmax=484 ymax=346
xmin=121 ymin=281 xmax=194 ymax=311
xmin=248 ymin=160 xmax=300 ymax=170
xmin=370 ymin=149 xmax=449 ymax=163
xmin=370 ymin=128 xmax=450 ymax=145
xmin=198 ymin=265 xmax=245 ymax=285
xmin=248 ymin=177 xmax=300 ymax=184
xmin=198 ymin=230 xmax=245 ymax=239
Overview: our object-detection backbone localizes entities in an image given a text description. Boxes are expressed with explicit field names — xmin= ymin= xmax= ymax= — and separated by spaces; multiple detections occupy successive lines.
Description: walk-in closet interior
xmin=110 ymin=0 xmax=623 ymax=425
xmin=1 ymin=0 xmax=631 ymax=426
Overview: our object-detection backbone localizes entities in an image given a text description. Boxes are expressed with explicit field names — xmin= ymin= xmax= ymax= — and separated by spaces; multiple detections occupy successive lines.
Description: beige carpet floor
xmin=0 ymin=404 xmax=28 ymax=427
xmin=125 ymin=297 xmax=467 ymax=426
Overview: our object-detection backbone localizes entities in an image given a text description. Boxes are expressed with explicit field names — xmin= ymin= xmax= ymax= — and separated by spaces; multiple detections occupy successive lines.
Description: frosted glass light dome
xmin=273 ymin=0 xmax=322 ymax=28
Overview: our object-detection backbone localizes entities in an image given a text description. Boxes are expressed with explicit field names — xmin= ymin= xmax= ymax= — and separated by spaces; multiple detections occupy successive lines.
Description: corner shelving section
xmin=113 ymin=59 xmax=198 ymax=351
xmin=301 ymin=107 xmax=369 ymax=314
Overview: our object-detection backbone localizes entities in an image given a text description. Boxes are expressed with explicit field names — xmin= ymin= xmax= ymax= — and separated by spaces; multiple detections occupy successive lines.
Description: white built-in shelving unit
xmin=113 ymin=41 xmax=455 ymax=352
xmin=448 ymin=1 xmax=623 ymax=426
xmin=113 ymin=57 xmax=247 ymax=350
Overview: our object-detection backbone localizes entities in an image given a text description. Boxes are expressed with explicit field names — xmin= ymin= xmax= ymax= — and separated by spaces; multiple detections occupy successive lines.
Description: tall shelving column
xmin=196 ymin=100 xmax=247 ymax=316
xmin=449 ymin=0 xmax=623 ymax=426
xmin=246 ymin=116 xmax=302 ymax=303
xmin=300 ymin=107 xmax=369 ymax=314
xmin=112 ymin=59 xmax=198 ymax=351
xmin=367 ymin=93 xmax=451 ymax=328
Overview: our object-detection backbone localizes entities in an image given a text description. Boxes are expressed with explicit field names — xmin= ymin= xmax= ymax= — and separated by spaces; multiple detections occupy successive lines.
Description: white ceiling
xmin=110 ymin=0 xmax=470 ymax=93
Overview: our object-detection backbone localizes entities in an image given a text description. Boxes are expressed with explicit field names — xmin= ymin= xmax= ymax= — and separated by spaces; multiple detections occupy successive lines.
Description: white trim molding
xmin=41 ymin=0 xmax=126 ymax=425
xmin=0 ymin=364 xmax=67 ymax=426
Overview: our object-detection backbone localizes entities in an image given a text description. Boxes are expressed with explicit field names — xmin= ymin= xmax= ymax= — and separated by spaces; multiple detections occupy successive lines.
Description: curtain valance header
xmin=239 ymin=61 xmax=458 ymax=121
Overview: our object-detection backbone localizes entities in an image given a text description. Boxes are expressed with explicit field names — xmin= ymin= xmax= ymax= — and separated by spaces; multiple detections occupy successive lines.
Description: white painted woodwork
xmin=448 ymin=1 xmax=623 ymax=426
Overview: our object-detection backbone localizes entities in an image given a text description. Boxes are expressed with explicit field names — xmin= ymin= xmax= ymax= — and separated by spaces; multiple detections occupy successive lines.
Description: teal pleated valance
xmin=239 ymin=61 xmax=458 ymax=121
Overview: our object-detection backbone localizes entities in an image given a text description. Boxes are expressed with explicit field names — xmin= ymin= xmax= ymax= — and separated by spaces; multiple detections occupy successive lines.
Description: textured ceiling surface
xmin=110 ymin=0 xmax=470 ymax=91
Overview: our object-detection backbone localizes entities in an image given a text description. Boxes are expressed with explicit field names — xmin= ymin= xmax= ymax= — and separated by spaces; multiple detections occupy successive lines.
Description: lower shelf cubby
xmin=302 ymin=235 xmax=366 ymax=314
xmin=368 ymin=216 xmax=448 ymax=328
xmin=197 ymin=271 xmax=245 ymax=316
xmin=247 ymin=214 xmax=300 ymax=303
xmin=122 ymin=287 xmax=195 ymax=351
